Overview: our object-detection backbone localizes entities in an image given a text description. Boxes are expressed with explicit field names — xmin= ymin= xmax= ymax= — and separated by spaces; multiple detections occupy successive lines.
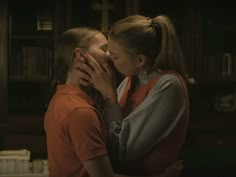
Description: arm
xmin=73 ymin=56 xmax=185 ymax=177
xmin=83 ymin=155 xmax=114 ymax=177
xmin=118 ymin=74 xmax=186 ymax=161
xmin=84 ymin=155 xmax=137 ymax=177
xmin=76 ymin=55 xmax=185 ymax=165
xmin=84 ymin=156 xmax=183 ymax=177
xmin=65 ymin=108 xmax=129 ymax=177
xmin=75 ymin=53 xmax=124 ymax=134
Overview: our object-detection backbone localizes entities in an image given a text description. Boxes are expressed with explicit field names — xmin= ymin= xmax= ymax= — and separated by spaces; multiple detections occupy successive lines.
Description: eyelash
xmin=101 ymin=46 xmax=107 ymax=52
xmin=111 ymin=56 xmax=118 ymax=60
xmin=107 ymin=50 xmax=118 ymax=60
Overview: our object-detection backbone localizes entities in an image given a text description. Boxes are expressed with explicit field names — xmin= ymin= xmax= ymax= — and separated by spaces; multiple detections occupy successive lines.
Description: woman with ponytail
xmin=77 ymin=15 xmax=190 ymax=176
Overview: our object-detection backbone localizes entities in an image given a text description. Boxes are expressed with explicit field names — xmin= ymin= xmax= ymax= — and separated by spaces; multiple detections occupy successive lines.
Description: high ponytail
xmin=109 ymin=14 xmax=192 ymax=85
xmin=152 ymin=15 xmax=192 ymax=85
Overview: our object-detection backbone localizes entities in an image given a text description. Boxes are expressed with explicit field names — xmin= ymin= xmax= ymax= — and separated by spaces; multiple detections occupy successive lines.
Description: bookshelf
xmin=0 ymin=0 xmax=70 ymax=160
xmin=197 ymin=2 xmax=236 ymax=116
xmin=0 ymin=0 xmax=8 ymax=123
xmin=181 ymin=1 xmax=236 ymax=176
xmin=8 ymin=0 xmax=54 ymax=115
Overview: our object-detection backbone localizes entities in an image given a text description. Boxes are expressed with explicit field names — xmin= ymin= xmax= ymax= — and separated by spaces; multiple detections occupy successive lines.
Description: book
xmin=0 ymin=149 xmax=30 ymax=160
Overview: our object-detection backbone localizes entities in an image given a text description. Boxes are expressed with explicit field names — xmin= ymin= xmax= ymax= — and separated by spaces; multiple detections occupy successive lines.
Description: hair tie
xmin=151 ymin=22 xmax=161 ymax=32
xmin=146 ymin=16 xmax=152 ymax=25
xmin=146 ymin=17 xmax=161 ymax=32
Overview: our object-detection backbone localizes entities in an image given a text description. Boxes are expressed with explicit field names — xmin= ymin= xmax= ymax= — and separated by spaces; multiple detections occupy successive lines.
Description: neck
xmin=137 ymin=69 xmax=159 ymax=86
xmin=65 ymin=72 xmax=80 ymax=87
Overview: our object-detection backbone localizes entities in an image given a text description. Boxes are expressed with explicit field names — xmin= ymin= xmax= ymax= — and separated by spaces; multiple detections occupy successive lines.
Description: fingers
xmin=79 ymin=78 xmax=91 ymax=87
xmin=161 ymin=160 xmax=184 ymax=177
xmin=76 ymin=66 xmax=92 ymax=87
xmin=76 ymin=60 xmax=94 ymax=77
xmin=84 ymin=53 xmax=102 ymax=72
xmin=77 ymin=52 xmax=113 ymax=77
xmin=75 ymin=59 xmax=94 ymax=86
xmin=172 ymin=160 xmax=184 ymax=170
xmin=168 ymin=161 xmax=183 ymax=172
xmin=74 ymin=48 xmax=88 ymax=63
xmin=75 ymin=52 xmax=115 ymax=91
xmin=100 ymin=59 xmax=113 ymax=76
xmin=77 ymin=67 xmax=91 ymax=81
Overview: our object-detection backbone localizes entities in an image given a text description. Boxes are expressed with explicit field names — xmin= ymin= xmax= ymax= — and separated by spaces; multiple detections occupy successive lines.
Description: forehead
xmin=108 ymin=39 xmax=122 ymax=51
xmin=89 ymin=33 xmax=107 ymax=46
xmin=108 ymin=38 xmax=131 ymax=55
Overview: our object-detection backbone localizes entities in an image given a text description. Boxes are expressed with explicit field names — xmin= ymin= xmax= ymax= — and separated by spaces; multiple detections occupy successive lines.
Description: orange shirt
xmin=44 ymin=84 xmax=107 ymax=177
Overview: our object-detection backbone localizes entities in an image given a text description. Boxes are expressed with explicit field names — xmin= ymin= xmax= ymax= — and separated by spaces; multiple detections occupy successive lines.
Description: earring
xmin=138 ymin=70 xmax=148 ymax=84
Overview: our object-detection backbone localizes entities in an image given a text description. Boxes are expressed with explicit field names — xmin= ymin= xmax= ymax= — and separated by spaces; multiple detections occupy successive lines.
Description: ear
xmin=74 ymin=47 xmax=83 ymax=58
xmin=135 ymin=54 xmax=147 ymax=68
xmin=74 ymin=47 xmax=88 ymax=65
xmin=72 ymin=48 xmax=85 ymax=70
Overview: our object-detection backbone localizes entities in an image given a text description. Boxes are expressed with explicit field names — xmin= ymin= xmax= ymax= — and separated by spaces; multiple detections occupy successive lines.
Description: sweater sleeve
xmin=118 ymin=74 xmax=186 ymax=162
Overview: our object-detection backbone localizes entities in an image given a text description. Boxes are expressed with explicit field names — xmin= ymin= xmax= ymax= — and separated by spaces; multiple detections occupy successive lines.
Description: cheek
xmin=89 ymin=50 xmax=107 ymax=63
xmin=114 ymin=61 xmax=136 ymax=76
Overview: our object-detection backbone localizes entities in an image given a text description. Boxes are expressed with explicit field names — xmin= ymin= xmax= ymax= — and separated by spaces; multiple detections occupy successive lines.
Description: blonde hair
xmin=109 ymin=15 xmax=190 ymax=84
xmin=49 ymin=27 xmax=105 ymax=112
xmin=54 ymin=27 xmax=100 ymax=84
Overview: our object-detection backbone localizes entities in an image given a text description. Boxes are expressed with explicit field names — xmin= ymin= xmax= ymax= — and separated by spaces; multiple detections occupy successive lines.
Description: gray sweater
xmin=114 ymin=73 xmax=186 ymax=162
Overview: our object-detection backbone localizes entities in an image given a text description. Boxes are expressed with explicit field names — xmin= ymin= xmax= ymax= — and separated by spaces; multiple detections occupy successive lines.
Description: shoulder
xmin=145 ymin=73 xmax=187 ymax=99
xmin=63 ymin=108 xmax=101 ymax=129
xmin=146 ymin=73 xmax=186 ymax=107
xmin=154 ymin=73 xmax=184 ymax=91
xmin=68 ymin=107 xmax=99 ymax=122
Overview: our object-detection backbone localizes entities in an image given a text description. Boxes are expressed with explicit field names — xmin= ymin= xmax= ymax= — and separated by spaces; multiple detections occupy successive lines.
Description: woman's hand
xmin=76 ymin=53 xmax=117 ymax=101
xmin=160 ymin=160 xmax=184 ymax=177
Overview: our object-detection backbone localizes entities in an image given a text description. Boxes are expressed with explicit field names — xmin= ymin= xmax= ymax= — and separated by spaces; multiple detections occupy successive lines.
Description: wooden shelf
xmin=7 ymin=114 xmax=45 ymax=135
xmin=11 ymin=35 xmax=53 ymax=40
xmin=9 ymin=76 xmax=50 ymax=83
xmin=189 ymin=113 xmax=236 ymax=132
xmin=198 ymin=81 xmax=236 ymax=87
xmin=0 ymin=124 xmax=8 ymax=134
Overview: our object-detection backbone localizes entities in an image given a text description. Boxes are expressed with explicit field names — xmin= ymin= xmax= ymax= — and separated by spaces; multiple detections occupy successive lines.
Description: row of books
xmin=9 ymin=46 xmax=53 ymax=81
xmin=201 ymin=54 xmax=236 ymax=81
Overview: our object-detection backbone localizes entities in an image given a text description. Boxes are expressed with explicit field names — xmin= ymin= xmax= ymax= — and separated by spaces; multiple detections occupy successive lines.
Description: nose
xmin=106 ymin=50 xmax=110 ymax=57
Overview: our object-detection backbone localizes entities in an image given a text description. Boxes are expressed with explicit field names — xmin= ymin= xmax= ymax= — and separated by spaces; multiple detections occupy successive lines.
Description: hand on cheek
xmin=73 ymin=51 xmax=92 ymax=87
xmin=75 ymin=61 xmax=92 ymax=87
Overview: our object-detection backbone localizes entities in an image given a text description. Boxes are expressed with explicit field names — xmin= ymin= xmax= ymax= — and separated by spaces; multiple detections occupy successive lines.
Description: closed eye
xmin=101 ymin=44 xmax=107 ymax=52
xmin=111 ymin=55 xmax=118 ymax=60
xmin=108 ymin=50 xmax=118 ymax=60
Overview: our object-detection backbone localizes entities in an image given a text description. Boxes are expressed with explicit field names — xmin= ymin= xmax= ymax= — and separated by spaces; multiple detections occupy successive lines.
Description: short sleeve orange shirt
xmin=44 ymin=84 xmax=107 ymax=177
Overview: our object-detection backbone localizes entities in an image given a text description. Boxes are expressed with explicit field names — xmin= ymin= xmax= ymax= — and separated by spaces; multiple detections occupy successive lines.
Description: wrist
xmin=103 ymin=94 xmax=117 ymax=104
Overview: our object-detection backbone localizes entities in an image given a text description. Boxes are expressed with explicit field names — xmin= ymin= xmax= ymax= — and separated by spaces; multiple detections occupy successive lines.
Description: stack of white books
xmin=0 ymin=149 xmax=49 ymax=177
xmin=0 ymin=149 xmax=31 ymax=175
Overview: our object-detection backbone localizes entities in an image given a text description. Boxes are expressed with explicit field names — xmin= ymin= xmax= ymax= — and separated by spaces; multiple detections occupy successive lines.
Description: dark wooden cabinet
xmin=0 ymin=0 xmax=69 ymax=159
xmin=188 ymin=1 xmax=236 ymax=146
xmin=180 ymin=1 xmax=236 ymax=176
xmin=0 ymin=0 xmax=8 ymax=124
xmin=8 ymin=0 xmax=54 ymax=115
